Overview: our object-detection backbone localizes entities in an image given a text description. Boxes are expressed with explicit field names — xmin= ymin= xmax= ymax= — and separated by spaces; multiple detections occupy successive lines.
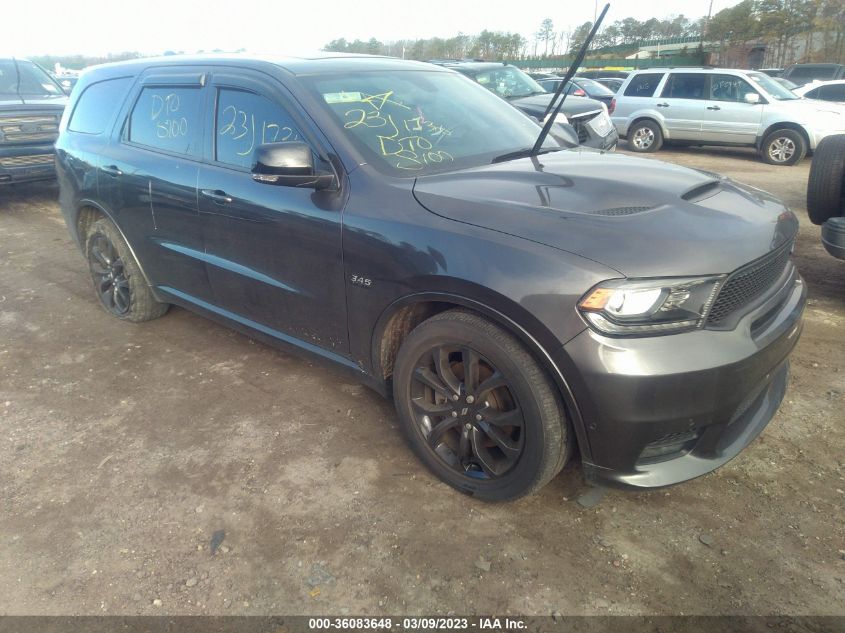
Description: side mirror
xmin=251 ymin=141 xmax=335 ymax=190
xmin=744 ymin=92 xmax=761 ymax=104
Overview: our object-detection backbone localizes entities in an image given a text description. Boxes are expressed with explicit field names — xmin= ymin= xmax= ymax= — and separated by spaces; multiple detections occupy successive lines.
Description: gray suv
xmin=55 ymin=54 xmax=805 ymax=500
xmin=611 ymin=67 xmax=845 ymax=165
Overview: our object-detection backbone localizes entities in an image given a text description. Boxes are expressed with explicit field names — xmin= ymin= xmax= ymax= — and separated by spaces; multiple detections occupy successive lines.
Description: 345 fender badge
xmin=350 ymin=274 xmax=372 ymax=288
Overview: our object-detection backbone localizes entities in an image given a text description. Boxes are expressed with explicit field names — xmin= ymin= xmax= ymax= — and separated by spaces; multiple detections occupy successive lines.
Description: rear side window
xmin=68 ymin=77 xmax=132 ymax=134
xmin=821 ymin=84 xmax=845 ymax=101
xmin=624 ymin=73 xmax=664 ymax=97
xmin=128 ymin=86 xmax=203 ymax=156
xmin=215 ymin=88 xmax=302 ymax=168
xmin=662 ymin=73 xmax=706 ymax=100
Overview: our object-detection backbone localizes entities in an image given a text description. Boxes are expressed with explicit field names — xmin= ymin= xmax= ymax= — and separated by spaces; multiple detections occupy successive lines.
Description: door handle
xmin=656 ymin=102 xmax=669 ymax=108
xmin=707 ymin=105 xmax=721 ymax=110
xmin=200 ymin=189 xmax=233 ymax=204
xmin=102 ymin=165 xmax=123 ymax=177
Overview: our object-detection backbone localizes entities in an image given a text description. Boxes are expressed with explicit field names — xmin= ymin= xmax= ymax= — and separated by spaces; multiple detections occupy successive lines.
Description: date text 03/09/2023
xmin=308 ymin=617 xmax=528 ymax=630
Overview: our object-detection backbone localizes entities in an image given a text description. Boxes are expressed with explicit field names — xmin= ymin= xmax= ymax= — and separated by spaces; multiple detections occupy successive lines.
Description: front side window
xmin=68 ymin=77 xmax=133 ymax=134
xmin=539 ymin=79 xmax=562 ymax=92
xmin=215 ymin=89 xmax=302 ymax=168
xmin=128 ymin=86 xmax=202 ymax=155
xmin=624 ymin=73 xmax=665 ymax=98
xmin=305 ymin=70 xmax=556 ymax=175
xmin=709 ymin=74 xmax=757 ymax=102
xmin=661 ymin=73 xmax=706 ymax=100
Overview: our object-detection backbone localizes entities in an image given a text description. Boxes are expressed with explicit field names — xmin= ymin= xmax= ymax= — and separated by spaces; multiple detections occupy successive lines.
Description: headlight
xmin=588 ymin=111 xmax=613 ymax=136
xmin=578 ymin=276 xmax=725 ymax=335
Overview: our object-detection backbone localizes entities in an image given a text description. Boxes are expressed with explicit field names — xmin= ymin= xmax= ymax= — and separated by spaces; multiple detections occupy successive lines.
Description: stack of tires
xmin=808 ymin=135 xmax=845 ymax=260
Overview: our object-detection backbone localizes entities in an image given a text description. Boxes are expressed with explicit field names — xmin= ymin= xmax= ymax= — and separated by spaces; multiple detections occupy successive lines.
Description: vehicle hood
xmin=412 ymin=150 xmax=798 ymax=278
xmin=509 ymin=94 xmax=604 ymax=119
xmin=772 ymin=97 xmax=845 ymax=118
xmin=0 ymin=95 xmax=66 ymax=109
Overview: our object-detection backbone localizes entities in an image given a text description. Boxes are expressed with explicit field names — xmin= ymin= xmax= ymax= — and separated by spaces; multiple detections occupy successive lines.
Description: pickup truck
xmin=0 ymin=57 xmax=67 ymax=185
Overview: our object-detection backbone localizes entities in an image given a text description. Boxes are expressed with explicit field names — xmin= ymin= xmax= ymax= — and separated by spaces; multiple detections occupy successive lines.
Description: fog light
xmin=638 ymin=430 xmax=700 ymax=463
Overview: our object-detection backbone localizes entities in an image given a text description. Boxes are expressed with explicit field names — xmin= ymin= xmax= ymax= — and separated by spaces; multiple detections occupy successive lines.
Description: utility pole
xmin=699 ymin=0 xmax=714 ymax=63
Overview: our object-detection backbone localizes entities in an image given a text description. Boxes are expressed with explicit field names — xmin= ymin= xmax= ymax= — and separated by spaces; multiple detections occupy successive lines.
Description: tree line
xmin=323 ymin=32 xmax=526 ymax=62
xmin=324 ymin=14 xmax=705 ymax=60
xmin=324 ymin=0 xmax=844 ymax=64
xmin=706 ymin=0 xmax=844 ymax=66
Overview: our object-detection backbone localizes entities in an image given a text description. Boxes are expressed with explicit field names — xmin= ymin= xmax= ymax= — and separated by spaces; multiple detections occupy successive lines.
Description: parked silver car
xmin=794 ymin=80 xmax=845 ymax=104
xmin=610 ymin=67 xmax=845 ymax=165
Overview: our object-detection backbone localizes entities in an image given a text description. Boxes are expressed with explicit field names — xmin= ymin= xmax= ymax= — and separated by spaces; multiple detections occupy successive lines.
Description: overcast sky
xmin=5 ymin=0 xmax=742 ymax=57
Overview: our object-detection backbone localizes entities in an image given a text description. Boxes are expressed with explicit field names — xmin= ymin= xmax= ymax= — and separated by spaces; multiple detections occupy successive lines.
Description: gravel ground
xmin=0 ymin=144 xmax=842 ymax=616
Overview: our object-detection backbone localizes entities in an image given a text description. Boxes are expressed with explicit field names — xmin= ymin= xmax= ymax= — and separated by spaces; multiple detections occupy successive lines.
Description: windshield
xmin=306 ymin=70 xmax=559 ymax=176
xmin=747 ymin=72 xmax=799 ymax=100
xmin=0 ymin=59 xmax=64 ymax=97
xmin=469 ymin=66 xmax=546 ymax=99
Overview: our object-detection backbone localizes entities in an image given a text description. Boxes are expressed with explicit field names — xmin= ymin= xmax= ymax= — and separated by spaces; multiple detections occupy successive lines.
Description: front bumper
xmin=809 ymin=127 xmax=845 ymax=151
xmin=0 ymin=144 xmax=57 ymax=185
xmin=559 ymin=267 xmax=806 ymax=489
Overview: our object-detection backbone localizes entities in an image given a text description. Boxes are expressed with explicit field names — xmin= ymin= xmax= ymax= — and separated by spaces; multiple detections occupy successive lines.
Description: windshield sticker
xmin=323 ymin=91 xmax=363 ymax=104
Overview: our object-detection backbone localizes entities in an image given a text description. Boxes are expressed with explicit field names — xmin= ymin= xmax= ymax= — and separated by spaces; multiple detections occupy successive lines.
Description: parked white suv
xmin=610 ymin=67 xmax=845 ymax=165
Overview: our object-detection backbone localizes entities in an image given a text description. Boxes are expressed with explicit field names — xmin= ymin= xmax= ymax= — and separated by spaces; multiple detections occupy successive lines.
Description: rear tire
xmin=85 ymin=218 xmax=169 ymax=322
xmin=627 ymin=120 xmax=663 ymax=153
xmin=760 ymin=128 xmax=807 ymax=166
xmin=392 ymin=309 xmax=571 ymax=501
xmin=807 ymin=134 xmax=845 ymax=225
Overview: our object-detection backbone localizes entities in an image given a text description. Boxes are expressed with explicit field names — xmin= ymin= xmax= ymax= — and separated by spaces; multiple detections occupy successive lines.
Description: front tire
xmin=761 ymin=128 xmax=807 ymax=166
xmin=85 ymin=218 xmax=169 ymax=322
xmin=392 ymin=310 xmax=571 ymax=501
xmin=627 ymin=120 xmax=663 ymax=153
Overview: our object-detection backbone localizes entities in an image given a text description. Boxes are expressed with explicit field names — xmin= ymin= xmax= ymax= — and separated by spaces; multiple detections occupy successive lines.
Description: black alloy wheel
xmin=88 ymin=232 xmax=131 ymax=316
xmin=409 ymin=344 xmax=525 ymax=480
xmin=393 ymin=309 xmax=571 ymax=501
xmin=84 ymin=217 xmax=169 ymax=322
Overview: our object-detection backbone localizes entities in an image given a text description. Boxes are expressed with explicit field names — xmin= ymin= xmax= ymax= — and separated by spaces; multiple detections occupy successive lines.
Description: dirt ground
xmin=0 ymin=144 xmax=843 ymax=617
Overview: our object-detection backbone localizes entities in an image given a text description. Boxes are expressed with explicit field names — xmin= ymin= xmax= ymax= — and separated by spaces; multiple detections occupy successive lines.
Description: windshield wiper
xmin=529 ymin=3 xmax=610 ymax=156
xmin=491 ymin=147 xmax=563 ymax=164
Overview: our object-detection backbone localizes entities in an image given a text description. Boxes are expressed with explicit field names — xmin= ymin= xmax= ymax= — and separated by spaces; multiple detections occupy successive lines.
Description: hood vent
xmin=682 ymin=181 xmax=722 ymax=202
xmin=586 ymin=205 xmax=655 ymax=216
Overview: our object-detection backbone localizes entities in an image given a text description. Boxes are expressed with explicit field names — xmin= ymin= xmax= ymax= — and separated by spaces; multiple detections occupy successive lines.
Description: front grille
xmin=0 ymin=154 xmax=54 ymax=168
xmin=571 ymin=121 xmax=589 ymax=144
xmin=0 ymin=114 xmax=60 ymax=144
xmin=706 ymin=242 xmax=793 ymax=326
